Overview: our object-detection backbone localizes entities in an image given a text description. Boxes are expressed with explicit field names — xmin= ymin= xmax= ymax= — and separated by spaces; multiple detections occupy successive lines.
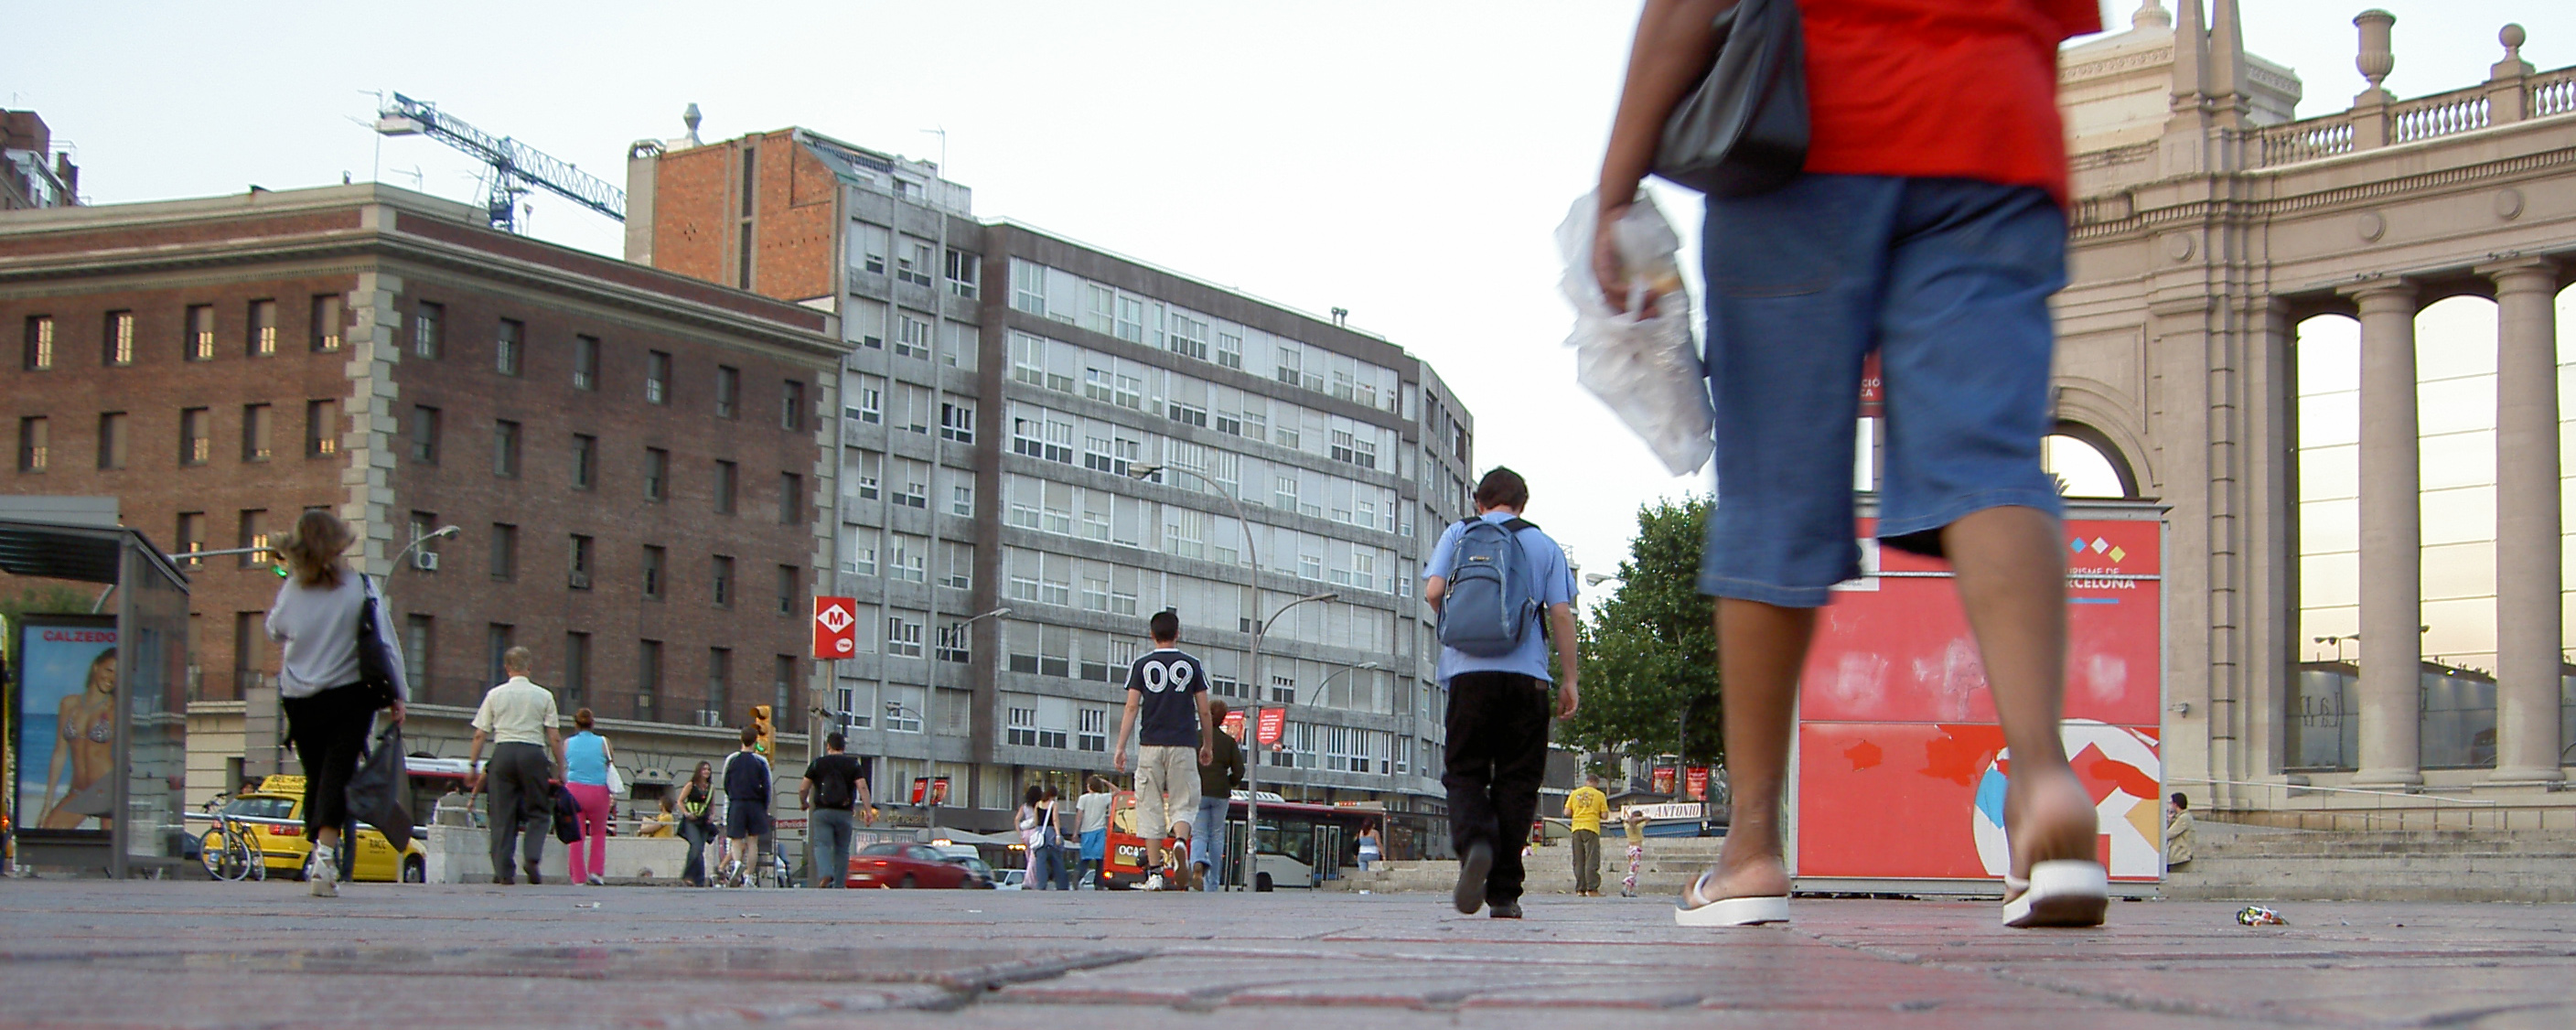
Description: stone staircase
xmin=1331 ymin=837 xmax=1723 ymax=896
xmin=2163 ymin=821 xmax=2576 ymax=903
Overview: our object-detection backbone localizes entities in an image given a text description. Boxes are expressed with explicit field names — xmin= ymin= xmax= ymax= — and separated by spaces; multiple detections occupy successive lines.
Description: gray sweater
xmin=265 ymin=570 xmax=409 ymax=701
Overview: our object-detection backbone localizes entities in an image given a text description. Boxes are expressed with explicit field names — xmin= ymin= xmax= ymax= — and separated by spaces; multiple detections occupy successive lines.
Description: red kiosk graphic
xmin=1791 ymin=502 xmax=2165 ymax=888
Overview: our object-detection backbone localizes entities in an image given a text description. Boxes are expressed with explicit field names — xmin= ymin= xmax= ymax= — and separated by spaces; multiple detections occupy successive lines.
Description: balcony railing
xmin=2246 ymin=63 xmax=2576 ymax=169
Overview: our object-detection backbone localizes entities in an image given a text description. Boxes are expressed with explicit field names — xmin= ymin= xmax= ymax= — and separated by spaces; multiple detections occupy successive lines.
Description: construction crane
xmin=373 ymin=91 xmax=624 ymax=233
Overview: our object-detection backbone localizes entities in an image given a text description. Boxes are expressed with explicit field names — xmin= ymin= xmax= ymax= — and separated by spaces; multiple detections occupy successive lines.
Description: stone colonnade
xmin=2335 ymin=258 xmax=2566 ymax=787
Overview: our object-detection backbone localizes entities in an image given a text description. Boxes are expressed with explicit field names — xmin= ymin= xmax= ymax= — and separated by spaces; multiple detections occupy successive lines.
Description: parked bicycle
xmin=198 ymin=796 xmax=267 ymax=883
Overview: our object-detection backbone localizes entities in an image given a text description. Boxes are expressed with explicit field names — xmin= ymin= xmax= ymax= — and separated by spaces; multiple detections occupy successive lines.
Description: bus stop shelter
xmin=2 ymin=504 xmax=192 ymax=878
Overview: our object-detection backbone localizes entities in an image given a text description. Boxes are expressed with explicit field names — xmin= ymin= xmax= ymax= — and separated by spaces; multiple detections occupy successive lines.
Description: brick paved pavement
xmin=2 ymin=879 xmax=2572 ymax=1028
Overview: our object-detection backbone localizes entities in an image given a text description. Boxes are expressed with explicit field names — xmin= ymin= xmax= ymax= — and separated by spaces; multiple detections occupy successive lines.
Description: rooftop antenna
xmin=683 ymin=102 xmax=703 ymax=146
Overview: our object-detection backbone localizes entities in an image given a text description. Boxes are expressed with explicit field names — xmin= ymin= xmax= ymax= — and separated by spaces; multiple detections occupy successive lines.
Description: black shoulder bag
xmin=1652 ymin=0 xmax=1810 ymax=197
xmin=353 ymin=574 xmax=402 ymax=710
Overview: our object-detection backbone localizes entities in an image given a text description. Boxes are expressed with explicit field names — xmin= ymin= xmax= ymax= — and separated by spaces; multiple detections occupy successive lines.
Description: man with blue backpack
xmin=1423 ymin=467 xmax=1580 ymax=919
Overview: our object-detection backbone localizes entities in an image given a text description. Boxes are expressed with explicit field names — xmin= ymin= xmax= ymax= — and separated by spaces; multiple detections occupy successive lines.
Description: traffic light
xmin=750 ymin=703 xmax=776 ymax=756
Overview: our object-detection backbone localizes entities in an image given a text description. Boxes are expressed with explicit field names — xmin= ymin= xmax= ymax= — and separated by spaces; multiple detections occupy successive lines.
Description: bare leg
xmin=1690 ymin=598 xmax=1813 ymax=903
xmin=1943 ymin=506 xmax=2097 ymax=884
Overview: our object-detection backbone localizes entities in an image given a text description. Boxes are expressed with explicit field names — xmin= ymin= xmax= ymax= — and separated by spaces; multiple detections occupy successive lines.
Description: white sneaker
xmin=309 ymin=847 xmax=338 ymax=897
xmin=1142 ymin=872 xmax=1165 ymax=892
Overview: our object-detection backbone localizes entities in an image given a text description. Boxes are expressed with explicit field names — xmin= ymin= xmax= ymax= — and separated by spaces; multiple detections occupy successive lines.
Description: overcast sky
xmin=15 ymin=0 xmax=2575 ymax=587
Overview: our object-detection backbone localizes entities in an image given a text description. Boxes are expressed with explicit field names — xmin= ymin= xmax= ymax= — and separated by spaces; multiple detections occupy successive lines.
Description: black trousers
xmin=281 ymin=684 xmax=379 ymax=842
xmin=486 ymin=742 xmax=554 ymax=881
xmin=1443 ymin=671 xmax=1551 ymax=905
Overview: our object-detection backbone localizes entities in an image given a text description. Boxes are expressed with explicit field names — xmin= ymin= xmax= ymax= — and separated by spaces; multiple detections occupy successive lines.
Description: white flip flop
xmin=2000 ymin=859 xmax=2109 ymax=928
xmin=1673 ymin=871 xmax=1791 ymax=927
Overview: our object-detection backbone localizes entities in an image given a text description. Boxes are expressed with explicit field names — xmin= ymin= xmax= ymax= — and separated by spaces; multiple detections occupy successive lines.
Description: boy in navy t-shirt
xmin=1114 ymin=610 xmax=1215 ymax=891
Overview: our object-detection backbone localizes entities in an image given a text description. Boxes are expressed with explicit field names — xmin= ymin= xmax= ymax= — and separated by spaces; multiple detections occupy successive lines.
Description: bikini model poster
xmin=15 ymin=616 xmax=119 ymax=835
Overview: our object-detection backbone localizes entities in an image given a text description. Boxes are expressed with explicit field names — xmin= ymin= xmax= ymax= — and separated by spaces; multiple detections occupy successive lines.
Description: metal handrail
xmin=2168 ymin=776 xmax=2496 ymax=806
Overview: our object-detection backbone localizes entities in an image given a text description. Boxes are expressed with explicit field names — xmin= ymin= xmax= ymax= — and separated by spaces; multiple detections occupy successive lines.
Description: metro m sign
xmin=811 ymin=595 xmax=858 ymax=660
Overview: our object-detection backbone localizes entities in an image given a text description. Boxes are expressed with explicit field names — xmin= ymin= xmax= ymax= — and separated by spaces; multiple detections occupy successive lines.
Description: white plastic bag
xmin=1555 ymin=191 xmax=1712 ymax=477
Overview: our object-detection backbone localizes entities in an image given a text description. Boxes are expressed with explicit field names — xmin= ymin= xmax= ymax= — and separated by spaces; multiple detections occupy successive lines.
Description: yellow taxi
xmin=199 ymin=776 xmax=426 ymax=883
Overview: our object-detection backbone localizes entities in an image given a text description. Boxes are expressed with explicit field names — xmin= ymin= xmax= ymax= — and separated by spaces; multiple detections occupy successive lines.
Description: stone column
xmin=2485 ymin=259 xmax=2563 ymax=784
xmin=2346 ymin=278 xmax=2422 ymax=787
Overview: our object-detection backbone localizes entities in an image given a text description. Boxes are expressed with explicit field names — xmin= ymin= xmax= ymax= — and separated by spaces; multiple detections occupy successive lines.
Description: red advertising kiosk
xmin=1787 ymin=499 xmax=2167 ymax=896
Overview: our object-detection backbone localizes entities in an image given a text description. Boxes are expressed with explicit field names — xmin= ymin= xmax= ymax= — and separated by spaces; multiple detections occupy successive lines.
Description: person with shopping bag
xmin=263 ymin=510 xmax=408 ymax=899
xmin=563 ymin=708 xmax=617 ymax=885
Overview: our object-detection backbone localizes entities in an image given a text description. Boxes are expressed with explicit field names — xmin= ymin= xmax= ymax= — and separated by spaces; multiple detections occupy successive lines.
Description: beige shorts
xmin=1132 ymin=745 xmax=1198 ymax=848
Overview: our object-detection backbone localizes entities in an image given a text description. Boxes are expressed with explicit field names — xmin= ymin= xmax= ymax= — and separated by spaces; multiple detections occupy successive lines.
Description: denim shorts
xmin=1698 ymin=175 xmax=2066 ymax=608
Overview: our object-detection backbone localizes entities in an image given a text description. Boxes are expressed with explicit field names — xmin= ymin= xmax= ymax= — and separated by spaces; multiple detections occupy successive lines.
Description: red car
xmin=846 ymin=842 xmax=973 ymax=888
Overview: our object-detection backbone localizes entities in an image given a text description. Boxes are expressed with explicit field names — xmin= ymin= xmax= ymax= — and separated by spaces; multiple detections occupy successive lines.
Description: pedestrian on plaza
xmin=718 ymin=725 xmax=771 ymax=888
xmin=638 ymin=794 xmax=677 ymax=838
xmin=2165 ymin=793 xmax=2195 ymax=869
xmin=1594 ymin=0 xmax=2109 ymax=928
xmin=1113 ymin=609 xmax=1217 ymax=892
xmin=676 ymin=760 xmax=716 ymax=886
xmin=563 ymin=708 xmax=616 ymax=886
xmin=1048 ymin=785 xmax=1079 ymax=890
xmin=1195 ymin=699 xmax=1245 ymax=890
xmin=801 ymin=732 xmax=867 ymax=888
xmin=1621 ymin=807 xmax=1649 ymax=897
xmin=1424 ymin=467 xmax=1580 ymax=919
xmin=264 ymin=510 xmax=409 ymax=898
xmin=1567 ymin=774 xmax=1610 ymax=896
xmin=1356 ymin=823 xmax=1381 ymax=873
xmin=1076 ymin=776 xmax=1114 ymax=889
xmin=464 ymin=646 xmax=564 ymax=885
xmin=1017 ymin=784 xmax=1061 ymax=890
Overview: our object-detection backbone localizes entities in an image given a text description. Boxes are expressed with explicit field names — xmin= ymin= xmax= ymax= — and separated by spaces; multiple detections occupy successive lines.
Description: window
xmin=489 ymin=523 xmax=517 ymax=581
xmin=777 ymin=564 xmax=799 ymax=615
xmin=403 ymin=616 xmax=433 ymax=697
xmin=945 ymin=248 xmax=979 ymax=298
xmin=715 ymin=366 xmax=739 ymax=418
xmin=494 ymin=318 xmax=522 ymax=375
xmin=1166 ymin=312 xmax=1208 ymax=360
xmin=185 ymin=305 xmax=214 ymax=360
xmin=568 ymin=534 xmax=594 ymax=589
xmin=887 ymin=615 xmax=924 ymax=658
xmin=707 ymin=553 xmax=735 ymax=607
xmin=103 ymin=311 xmax=134 ymax=366
xmin=1275 ymin=345 xmax=1302 ymax=388
xmin=850 ymin=375 xmax=884 ymax=424
xmin=492 ymin=420 xmax=521 ymax=477
xmin=241 ymin=404 xmax=272 ymax=462
xmin=236 ymin=510 xmax=269 ymax=568
xmin=636 ymin=639 xmax=662 ymax=721
xmin=939 ymin=541 xmax=972 ymax=589
xmin=646 ymin=350 xmax=671 ymax=404
xmin=950 ymin=474 xmax=975 ymax=517
xmin=714 ymin=460 xmax=737 ymax=514
xmin=1114 ymin=295 xmax=1145 ymax=343
xmin=936 ymin=621 xmax=970 ymax=663
xmin=23 ymin=316 xmax=53 ymax=370
xmin=1216 ymin=330 xmax=1241 ymax=370
xmin=645 ymin=447 xmax=669 ymax=500
xmin=311 ymin=295 xmax=343 ymax=352
xmin=642 ymin=545 xmax=666 ymax=599
xmin=572 ymin=434 xmax=596 ymax=489
xmin=893 ymin=457 xmax=928 ymax=510
xmin=1078 ymin=707 xmax=1108 ymax=752
xmin=248 ymin=300 xmax=290 ymax=357
xmin=412 ymin=302 xmax=442 ymax=359
xmin=303 ymin=401 xmax=337 ymax=457
xmin=852 ymin=221 xmax=890 ymax=276
xmin=175 ymin=512 xmax=205 ymax=564
xmin=779 ymin=472 xmax=804 ymax=523
xmin=179 ymin=407 xmax=211 ymax=466
xmin=1167 ymin=401 xmax=1208 ymax=428
xmin=1007 ymin=706 xmax=1039 ymax=747
xmin=1272 ymin=674 xmax=1295 ymax=704
xmin=16 ymin=416 xmax=46 ymax=473
xmin=485 ymin=625 xmax=515 ymax=684
xmin=889 ymin=533 xmax=927 ymax=583
xmin=897 ymin=383 xmax=932 ymax=435
xmin=850 ymin=451 xmax=880 ymax=500
xmin=781 ymin=380 xmax=806 ymax=431
xmin=564 ymin=632 xmax=590 ymax=708
xmin=573 ymin=335 xmax=598 ymax=390
xmin=1274 ymin=475 xmax=1299 ymax=510
xmin=886 ymin=698 xmax=921 ymax=734
xmin=1332 ymin=429 xmax=1379 ymax=470
xmin=896 ymin=236 xmax=935 ymax=287
xmin=895 ymin=312 xmax=932 ymax=360
xmin=96 ymin=412 xmax=127 ymax=469
xmin=408 ymin=405 xmax=439 ymax=464
xmin=1011 ymin=258 xmax=1048 ymax=315
xmin=845 ymin=528 xmax=878 ymax=576
xmin=697 ymin=646 xmax=735 ymax=726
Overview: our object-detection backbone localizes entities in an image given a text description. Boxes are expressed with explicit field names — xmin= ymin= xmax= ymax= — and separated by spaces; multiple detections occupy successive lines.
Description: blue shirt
xmin=1424 ymin=510 xmax=1576 ymax=683
xmin=564 ymin=731 xmax=608 ymax=786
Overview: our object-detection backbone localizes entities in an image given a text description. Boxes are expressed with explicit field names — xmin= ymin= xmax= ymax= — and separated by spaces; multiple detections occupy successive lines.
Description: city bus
xmin=1100 ymin=789 xmax=1385 ymax=891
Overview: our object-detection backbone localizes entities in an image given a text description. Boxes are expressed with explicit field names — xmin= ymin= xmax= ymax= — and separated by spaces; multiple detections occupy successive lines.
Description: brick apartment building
xmin=0 ymin=183 xmax=844 ymax=806
xmin=626 ymin=125 xmax=1478 ymax=852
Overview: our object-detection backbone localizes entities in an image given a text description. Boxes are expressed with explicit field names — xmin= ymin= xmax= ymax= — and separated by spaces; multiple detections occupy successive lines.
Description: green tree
xmin=1563 ymin=497 xmax=1723 ymax=770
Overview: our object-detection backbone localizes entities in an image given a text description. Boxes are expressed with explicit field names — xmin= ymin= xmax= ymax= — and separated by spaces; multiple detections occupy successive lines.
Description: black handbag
xmin=353 ymin=574 xmax=402 ymax=710
xmin=345 ymin=723 xmax=414 ymax=852
xmin=1652 ymin=0 xmax=1810 ymax=197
